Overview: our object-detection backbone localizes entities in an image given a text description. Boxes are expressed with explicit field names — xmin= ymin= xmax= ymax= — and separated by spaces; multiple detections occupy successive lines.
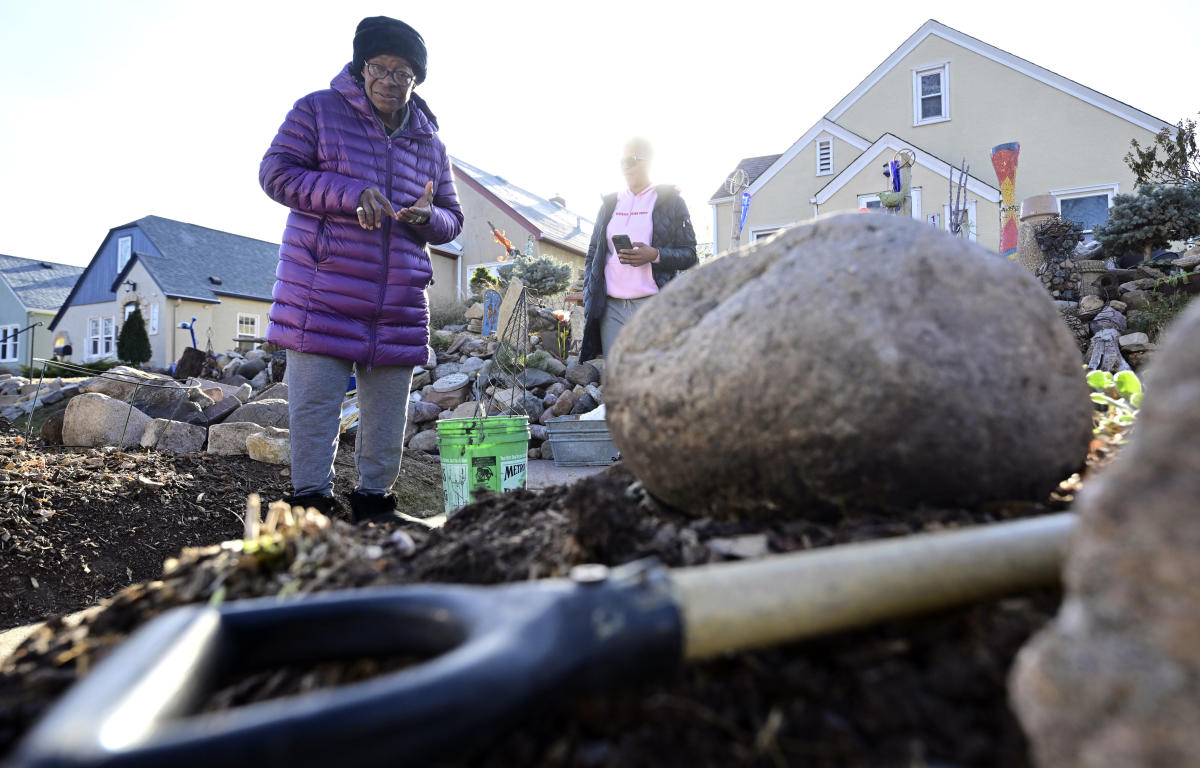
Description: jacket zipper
xmin=367 ymin=126 xmax=395 ymax=371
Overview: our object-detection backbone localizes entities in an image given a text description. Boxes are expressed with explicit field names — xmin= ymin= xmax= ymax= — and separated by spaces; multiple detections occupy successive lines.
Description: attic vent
xmin=40 ymin=262 xmax=55 ymax=269
xmin=816 ymin=138 xmax=833 ymax=176
xmin=549 ymin=195 xmax=567 ymax=208
xmin=208 ymin=276 xmax=223 ymax=285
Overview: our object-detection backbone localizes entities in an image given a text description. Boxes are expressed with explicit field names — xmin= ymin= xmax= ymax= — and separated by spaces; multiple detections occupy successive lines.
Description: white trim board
xmin=744 ymin=119 xmax=871 ymax=196
xmin=826 ymin=19 xmax=1173 ymax=135
xmin=813 ymin=134 xmax=1001 ymax=206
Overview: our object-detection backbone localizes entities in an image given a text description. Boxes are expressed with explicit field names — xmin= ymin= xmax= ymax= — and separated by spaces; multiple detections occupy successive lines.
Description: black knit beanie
xmin=352 ymin=16 xmax=427 ymax=84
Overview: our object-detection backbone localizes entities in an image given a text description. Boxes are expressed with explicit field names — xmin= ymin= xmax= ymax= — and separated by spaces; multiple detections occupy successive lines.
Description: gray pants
xmin=600 ymin=296 xmax=653 ymax=358
xmin=286 ymin=350 xmax=413 ymax=497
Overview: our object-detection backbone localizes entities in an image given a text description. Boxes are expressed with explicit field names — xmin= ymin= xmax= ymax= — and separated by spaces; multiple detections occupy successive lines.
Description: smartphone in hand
xmin=611 ymin=233 xmax=633 ymax=251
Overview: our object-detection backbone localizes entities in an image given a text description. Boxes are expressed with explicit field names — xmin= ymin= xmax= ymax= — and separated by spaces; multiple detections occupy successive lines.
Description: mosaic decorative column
xmin=990 ymin=143 xmax=1020 ymax=259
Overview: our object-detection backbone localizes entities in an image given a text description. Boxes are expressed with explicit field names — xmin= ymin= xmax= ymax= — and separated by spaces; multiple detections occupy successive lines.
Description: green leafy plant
xmin=1094 ymin=184 xmax=1200 ymax=262
xmin=496 ymin=254 xmax=573 ymax=298
xmin=1086 ymin=369 xmax=1143 ymax=441
xmin=469 ymin=266 xmax=499 ymax=297
xmin=428 ymin=299 xmax=473 ymax=330
xmin=117 ymin=306 xmax=153 ymax=366
xmin=1127 ymin=290 xmax=1192 ymax=343
xmin=1124 ymin=115 xmax=1199 ymax=188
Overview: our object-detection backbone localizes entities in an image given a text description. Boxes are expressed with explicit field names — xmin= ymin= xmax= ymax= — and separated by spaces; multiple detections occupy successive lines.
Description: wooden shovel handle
xmin=672 ymin=513 xmax=1075 ymax=660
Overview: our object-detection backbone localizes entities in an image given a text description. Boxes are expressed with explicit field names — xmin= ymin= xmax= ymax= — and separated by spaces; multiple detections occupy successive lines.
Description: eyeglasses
xmin=365 ymin=62 xmax=415 ymax=87
xmin=620 ymin=156 xmax=645 ymax=170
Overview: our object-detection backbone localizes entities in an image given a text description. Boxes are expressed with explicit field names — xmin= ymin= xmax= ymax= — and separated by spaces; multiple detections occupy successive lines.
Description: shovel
xmin=12 ymin=513 xmax=1074 ymax=768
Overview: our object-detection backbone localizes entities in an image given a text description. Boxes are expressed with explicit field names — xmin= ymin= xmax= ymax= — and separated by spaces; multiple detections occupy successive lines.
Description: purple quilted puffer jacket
xmin=259 ymin=65 xmax=464 ymax=367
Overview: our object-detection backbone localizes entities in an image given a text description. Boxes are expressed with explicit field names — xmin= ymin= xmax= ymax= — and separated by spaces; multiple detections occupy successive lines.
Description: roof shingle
xmin=0 ymin=254 xmax=84 ymax=312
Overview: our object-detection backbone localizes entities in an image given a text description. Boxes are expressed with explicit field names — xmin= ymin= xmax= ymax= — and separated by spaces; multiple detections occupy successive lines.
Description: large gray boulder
xmin=130 ymin=386 xmax=207 ymax=425
xmin=226 ymin=399 xmax=289 ymax=429
xmin=83 ymin=366 xmax=175 ymax=402
xmin=1010 ymin=300 xmax=1200 ymax=767
xmin=141 ymin=418 xmax=207 ymax=454
xmin=207 ymin=422 xmax=266 ymax=456
xmin=62 ymin=392 xmax=152 ymax=448
xmin=605 ymin=214 xmax=1092 ymax=517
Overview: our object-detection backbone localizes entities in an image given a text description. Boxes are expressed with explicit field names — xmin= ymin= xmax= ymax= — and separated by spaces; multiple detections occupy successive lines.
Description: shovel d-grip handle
xmin=14 ymin=513 xmax=1075 ymax=768
xmin=12 ymin=561 xmax=682 ymax=768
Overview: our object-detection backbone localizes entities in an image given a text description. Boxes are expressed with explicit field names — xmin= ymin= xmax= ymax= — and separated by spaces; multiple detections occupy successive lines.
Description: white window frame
xmin=913 ymin=62 xmax=950 ymax=126
xmin=236 ymin=313 xmax=260 ymax=339
xmin=86 ymin=317 xmax=101 ymax=359
xmin=0 ymin=324 xmax=19 ymax=363
xmin=148 ymin=303 xmax=159 ymax=335
xmin=117 ymin=236 xmax=132 ymax=275
xmin=1052 ymin=183 xmax=1119 ymax=240
xmin=101 ymin=316 xmax=116 ymax=357
xmin=816 ymin=138 xmax=833 ymax=176
xmin=123 ymin=301 xmax=139 ymax=322
xmin=749 ymin=226 xmax=787 ymax=242
xmin=943 ymin=200 xmax=979 ymax=242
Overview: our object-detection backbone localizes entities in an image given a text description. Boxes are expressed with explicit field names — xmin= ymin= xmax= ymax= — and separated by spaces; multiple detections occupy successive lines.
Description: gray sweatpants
xmin=286 ymin=350 xmax=414 ymax=497
xmin=600 ymin=296 xmax=653 ymax=358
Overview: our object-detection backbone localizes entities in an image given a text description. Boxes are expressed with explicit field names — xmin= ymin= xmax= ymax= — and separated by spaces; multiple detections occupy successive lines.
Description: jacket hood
xmin=331 ymin=64 xmax=440 ymax=134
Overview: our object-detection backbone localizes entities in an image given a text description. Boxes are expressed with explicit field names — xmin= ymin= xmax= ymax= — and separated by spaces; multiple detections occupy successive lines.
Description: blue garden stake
xmin=181 ymin=317 xmax=197 ymax=348
xmin=481 ymin=289 xmax=502 ymax=336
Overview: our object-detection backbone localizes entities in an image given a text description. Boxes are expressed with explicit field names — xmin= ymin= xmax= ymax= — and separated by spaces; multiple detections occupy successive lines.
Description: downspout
xmin=710 ymin=205 xmax=719 ymax=255
xmin=456 ymin=253 xmax=463 ymax=300
xmin=810 ymin=198 xmax=819 ymax=219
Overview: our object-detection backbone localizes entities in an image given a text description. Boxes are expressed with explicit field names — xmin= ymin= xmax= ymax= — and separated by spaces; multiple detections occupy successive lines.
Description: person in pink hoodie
xmin=579 ymin=138 xmax=698 ymax=362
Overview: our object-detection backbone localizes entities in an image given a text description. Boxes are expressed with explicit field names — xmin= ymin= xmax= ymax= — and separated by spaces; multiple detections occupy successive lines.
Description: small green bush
xmin=1127 ymin=291 xmax=1193 ymax=342
xmin=117 ymin=306 xmax=153 ymax=366
xmin=428 ymin=299 xmax=473 ymax=330
xmin=20 ymin=359 xmax=121 ymax=379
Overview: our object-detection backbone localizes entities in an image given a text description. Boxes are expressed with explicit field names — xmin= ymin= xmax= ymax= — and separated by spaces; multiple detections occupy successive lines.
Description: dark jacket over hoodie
xmin=260 ymin=65 xmax=464 ymax=367
xmin=580 ymin=185 xmax=697 ymax=362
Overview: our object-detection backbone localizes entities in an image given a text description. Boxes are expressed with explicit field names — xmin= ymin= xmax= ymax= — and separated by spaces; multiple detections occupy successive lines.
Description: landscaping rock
xmin=605 ymin=213 xmax=1092 ymax=518
xmin=252 ymin=382 xmax=289 ymax=402
xmin=433 ymin=362 xmax=464 ymax=381
xmin=130 ymin=386 xmax=206 ymax=426
xmin=565 ymin=361 xmax=601 ymax=387
xmin=237 ymin=358 xmax=266 ymax=380
xmin=247 ymin=426 xmax=291 ymax=465
xmin=408 ymin=429 xmax=439 ymax=453
xmin=570 ymin=394 xmax=598 ymax=415
xmin=526 ymin=350 xmax=567 ymax=377
xmin=39 ymin=411 xmax=65 ymax=446
xmin=202 ymin=396 xmax=242 ymax=426
xmin=82 ymin=366 xmax=174 ymax=402
xmin=516 ymin=368 xmax=557 ymax=390
xmin=141 ymin=418 xmax=206 ymax=454
xmin=1089 ymin=306 xmax=1127 ymax=334
xmin=1011 ymin=299 xmax=1200 ymax=768
xmin=407 ymin=400 xmax=443 ymax=424
xmin=551 ymin=390 xmax=577 ymax=416
xmin=206 ymin=422 xmax=265 ymax=456
xmin=62 ymin=392 xmax=152 ymax=449
xmin=226 ymin=399 xmax=289 ymax=429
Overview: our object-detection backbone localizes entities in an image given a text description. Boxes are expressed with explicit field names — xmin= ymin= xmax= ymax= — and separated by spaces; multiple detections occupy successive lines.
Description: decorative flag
xmin=990 ymin=143 xmax=1020 ymax=259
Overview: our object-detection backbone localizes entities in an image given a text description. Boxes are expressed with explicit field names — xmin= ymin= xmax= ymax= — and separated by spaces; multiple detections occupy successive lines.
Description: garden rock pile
xmin=411 ymin=303 xmax=603 ymax=460
xmin=1057 ymin=244 xmax=1200 ymax=373
xmin=603 ymin=213 xmax=1093 ymax=519
xmin=1011 ymin=298 xmax=1200 ymax=767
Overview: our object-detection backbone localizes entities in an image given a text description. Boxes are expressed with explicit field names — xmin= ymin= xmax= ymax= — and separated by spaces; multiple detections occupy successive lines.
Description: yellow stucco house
xmin=710 ymin=19 xmax=1176 ymax=254
xmin=49 ymin=216 xmax=279 ymax=371
xmin=427 ymin=158 xmax=592 ymax=306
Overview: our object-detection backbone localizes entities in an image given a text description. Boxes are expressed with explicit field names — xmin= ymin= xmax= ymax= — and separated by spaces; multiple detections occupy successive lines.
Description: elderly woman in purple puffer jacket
xmin=259 ymin=16 xmax=463 ymax=523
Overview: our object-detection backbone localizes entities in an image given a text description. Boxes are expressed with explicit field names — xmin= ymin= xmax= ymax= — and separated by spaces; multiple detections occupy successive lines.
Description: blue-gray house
xmin=48 ymin=216 xmax=280 ymax=370
xmin=0 ymin=254 xmax=83 ymax=373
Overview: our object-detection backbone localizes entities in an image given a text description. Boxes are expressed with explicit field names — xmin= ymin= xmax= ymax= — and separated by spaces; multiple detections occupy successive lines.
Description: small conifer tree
xmin=1094 ymin=184 xmax=1200 ymax=261
xmin=117 ymin=305 xmax=153 ymax=366
xmin=496 ymin=255 xmax=572 ymax=298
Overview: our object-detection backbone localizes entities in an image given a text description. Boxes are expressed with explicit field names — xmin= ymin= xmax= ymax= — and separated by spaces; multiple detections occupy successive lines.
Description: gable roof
xmin=49 ymin=216 xmax=280 ymax=330
xmin=451 ymin=157 xmax=593 ymax=255
xmin=812 ymin=133 xmax=1001 ymax=206
xmin=0 ymin=254 xmax=83 ymax=313
xmin=827 ymin=19 xmax=1174 ymax=134
xmin=132 ymin=216 xmax=279 ymax=302
xmin=709 ymin=154 xmax=782 ymax=202
xmin=712 ymin=120 xmax=875 ymax=204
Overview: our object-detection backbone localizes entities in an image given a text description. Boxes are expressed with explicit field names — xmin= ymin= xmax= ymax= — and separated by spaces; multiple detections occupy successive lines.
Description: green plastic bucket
xmin=436 ymin=415 xmax=530 ymax=516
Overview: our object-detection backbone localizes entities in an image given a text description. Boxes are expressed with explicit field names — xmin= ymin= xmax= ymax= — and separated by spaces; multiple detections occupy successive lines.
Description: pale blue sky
xmin=1 ymin=0 xmax=1196 ymax=266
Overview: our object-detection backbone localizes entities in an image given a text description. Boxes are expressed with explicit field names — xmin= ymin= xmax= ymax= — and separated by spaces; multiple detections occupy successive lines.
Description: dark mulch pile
xmin=0 ymin=401 xmax=1080 ymax=768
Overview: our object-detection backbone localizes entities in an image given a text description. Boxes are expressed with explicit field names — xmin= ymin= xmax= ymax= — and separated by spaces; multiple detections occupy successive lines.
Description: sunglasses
xmin=620 ymin=155 xmax=645 ymax=170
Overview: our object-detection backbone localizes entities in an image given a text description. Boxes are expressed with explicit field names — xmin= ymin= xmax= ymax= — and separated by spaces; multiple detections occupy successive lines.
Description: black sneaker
xmin=347 ymin=491 xmax=402 ymax=524
xmin=282 ymin=493 xmax=343 ymax=517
